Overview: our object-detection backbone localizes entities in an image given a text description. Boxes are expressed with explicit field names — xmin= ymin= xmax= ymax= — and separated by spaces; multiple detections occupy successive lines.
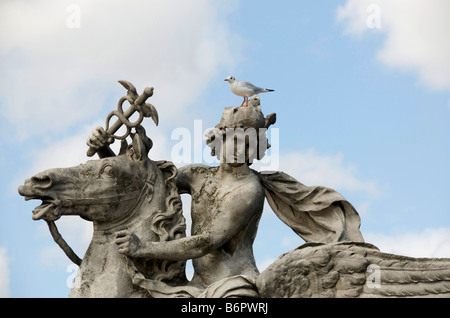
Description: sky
xmin=0 ymin=0 xmax=449 ymax=297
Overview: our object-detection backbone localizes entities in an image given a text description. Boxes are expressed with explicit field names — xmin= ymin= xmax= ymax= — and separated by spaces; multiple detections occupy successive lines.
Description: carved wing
xmin=256 ymin=242 xmax=450 ymax=298
xmin=362 ymin=248 xmax=450 ymax=297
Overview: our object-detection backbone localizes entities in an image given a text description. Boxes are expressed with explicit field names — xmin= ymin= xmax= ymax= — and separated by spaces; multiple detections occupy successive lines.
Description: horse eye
xmin=101 ymin=165 xmax=114 ymax=177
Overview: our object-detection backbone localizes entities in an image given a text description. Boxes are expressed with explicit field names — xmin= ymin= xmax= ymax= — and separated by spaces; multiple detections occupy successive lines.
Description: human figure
xmin=87 ymin=98 xmax=363 ymax=297
xmin=87 ymin=104 xmax=271 ymax=297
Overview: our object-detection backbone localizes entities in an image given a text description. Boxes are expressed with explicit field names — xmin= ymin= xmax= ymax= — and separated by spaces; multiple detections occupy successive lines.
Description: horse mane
xmin=152 ymin=160 xmax=186 ymax=242
xmin=141 ymin=160 xmax=187 ymax=283
xmin=125 ymin=130 xmax=188 ymax=284
xmin=125 ymin=129 xmax=186 ymax=242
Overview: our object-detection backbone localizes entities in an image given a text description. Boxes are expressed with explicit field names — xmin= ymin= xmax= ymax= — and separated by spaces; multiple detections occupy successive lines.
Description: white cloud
xmin=0 ymin=0 xmax=240 ymax=140
xmin=0 ymin=247 xmax=11 ymax=297
xmin=12 ymin=123 xmax=96 ymax=194
xmin=26 ymin=126 xmax=98 ymax=174
xmin=279 ymin=149 xmax=380 ymax=197
xmin=337 ymin=0 xmax=450 ymax=91
xmin=365 ymin=227 xmax=450 ymax=258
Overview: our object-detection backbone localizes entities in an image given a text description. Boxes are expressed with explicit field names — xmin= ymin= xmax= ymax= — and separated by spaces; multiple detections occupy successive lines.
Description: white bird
xmin=225 ymin=76 xmax=274 ymax=107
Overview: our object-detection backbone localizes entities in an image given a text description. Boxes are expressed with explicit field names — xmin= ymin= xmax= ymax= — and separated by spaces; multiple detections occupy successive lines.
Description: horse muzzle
xmin=18 ymin=174 xmax=66 ymax=221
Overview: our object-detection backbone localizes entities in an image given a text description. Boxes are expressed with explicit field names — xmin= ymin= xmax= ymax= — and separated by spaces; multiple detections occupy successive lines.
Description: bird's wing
xmin=239 ymin=80 xmax=263 ymax=92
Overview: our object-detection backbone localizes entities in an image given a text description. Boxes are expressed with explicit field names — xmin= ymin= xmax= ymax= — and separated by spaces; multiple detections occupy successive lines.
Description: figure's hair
xmin=205 ymin=127 xmax=271 ymax=163
xmin=205 ymin=105 xmax=276 ymax=164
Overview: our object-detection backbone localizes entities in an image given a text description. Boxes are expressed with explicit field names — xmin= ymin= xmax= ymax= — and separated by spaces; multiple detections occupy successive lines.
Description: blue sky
xmin=0 ymin=0 xmax=449 ymax=297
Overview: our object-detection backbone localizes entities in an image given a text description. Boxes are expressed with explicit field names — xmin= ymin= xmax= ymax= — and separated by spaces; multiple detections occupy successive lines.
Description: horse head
xmin=19 ymin=129 xmax=187 ymax=296
xmin=20 ymin=131 xmax=157 ymax=223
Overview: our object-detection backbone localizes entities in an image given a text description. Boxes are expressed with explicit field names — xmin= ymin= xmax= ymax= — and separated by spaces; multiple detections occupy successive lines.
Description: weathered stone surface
xmin=19 ymin=129 xmax=188 ymax=297
xmin=17 ymin=81 xmax=450 ymax=298
xmin=256 ymin=242 xmax=450 ymax=298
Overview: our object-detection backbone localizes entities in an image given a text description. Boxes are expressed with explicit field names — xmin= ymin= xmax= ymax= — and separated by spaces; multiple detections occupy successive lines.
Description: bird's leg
xmin=244 ymin=97 xmax=249 ymax=107
xmin=240 ymin=97 xmax=250 ymax=107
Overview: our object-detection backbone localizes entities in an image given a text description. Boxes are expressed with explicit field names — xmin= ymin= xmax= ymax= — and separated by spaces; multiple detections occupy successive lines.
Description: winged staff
xmin=86 ymin=80 xmax=158 ymax=157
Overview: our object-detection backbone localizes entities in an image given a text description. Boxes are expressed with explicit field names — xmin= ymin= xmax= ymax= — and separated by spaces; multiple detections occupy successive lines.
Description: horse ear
xmin=118 ymin=139 xmax=128 ymax=156
xmin=131 ymin=133 xmax=149 ymax=161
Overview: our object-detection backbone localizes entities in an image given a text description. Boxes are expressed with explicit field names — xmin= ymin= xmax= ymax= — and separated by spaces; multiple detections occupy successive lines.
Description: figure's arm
xmin=86 ymin=126 xmax=116 ymax=158
xmin=116 ymin=183 xmax=264 ymax=260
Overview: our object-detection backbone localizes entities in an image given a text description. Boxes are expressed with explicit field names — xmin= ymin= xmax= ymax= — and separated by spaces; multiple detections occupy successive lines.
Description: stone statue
xmin=19 ymin=125 xmax=188 ymax=297
xmin=18 ymin=81 xmax=450 ymax=297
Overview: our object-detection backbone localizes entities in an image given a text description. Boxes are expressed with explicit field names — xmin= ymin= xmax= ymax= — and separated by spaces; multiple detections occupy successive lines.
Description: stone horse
xmin=18 ymin=120 xmax=450 ymax=298
xmin=18 ymin=130 xmax=188 ymax=297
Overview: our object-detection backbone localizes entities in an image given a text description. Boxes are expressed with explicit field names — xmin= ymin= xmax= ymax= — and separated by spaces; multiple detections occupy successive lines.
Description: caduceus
xmin=40 ymin=80 xmax=159 ymax=266
xmin=86 ymin=80 xmax=159 ymax=157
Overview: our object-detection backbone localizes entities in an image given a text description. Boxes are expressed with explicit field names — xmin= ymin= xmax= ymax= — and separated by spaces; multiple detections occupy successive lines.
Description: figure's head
xmin=224 ymin=75 xmax=236 ymax=84
xmin=205 ymin=95 xmax=276 ymax=166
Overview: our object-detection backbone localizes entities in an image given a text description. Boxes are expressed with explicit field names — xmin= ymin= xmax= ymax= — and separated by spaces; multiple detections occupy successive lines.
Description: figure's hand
xmin=86 ymin=126 xmax=114 ymax=150
xmin=115 ymin=230 xmax=142 ymax=257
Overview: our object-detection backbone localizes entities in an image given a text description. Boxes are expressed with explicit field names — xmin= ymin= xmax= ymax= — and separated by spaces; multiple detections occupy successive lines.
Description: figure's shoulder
xmin=226 ymin=170 xmax=265 ymax=204
xmin=176 ymin=164 xmax=214 ymax=193
xmin=246 ymin=171 xmax=265 ymax=196
xmin=177 ymin=164 xmax=213 ymax=177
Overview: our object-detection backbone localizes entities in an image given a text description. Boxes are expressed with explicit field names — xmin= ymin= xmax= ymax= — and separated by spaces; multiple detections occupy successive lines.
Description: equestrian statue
xmin=18 ymin=81 xmax=450 ymax=297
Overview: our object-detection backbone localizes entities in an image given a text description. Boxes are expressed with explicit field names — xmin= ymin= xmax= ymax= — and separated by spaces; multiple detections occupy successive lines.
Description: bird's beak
xmin=224 ymin=79 xmax=229 ymax=82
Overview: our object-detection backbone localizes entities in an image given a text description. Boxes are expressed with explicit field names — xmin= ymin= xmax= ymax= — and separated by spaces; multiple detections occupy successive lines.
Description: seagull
xmin=225 ymin=76 xmax=274 ymax=107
